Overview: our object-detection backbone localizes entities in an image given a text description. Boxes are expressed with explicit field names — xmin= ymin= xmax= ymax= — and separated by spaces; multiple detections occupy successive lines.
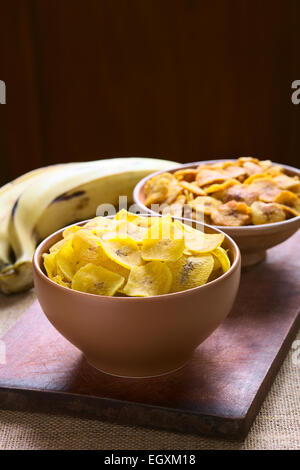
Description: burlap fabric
xmin=0 ymin=291 xmax=299 ymax=450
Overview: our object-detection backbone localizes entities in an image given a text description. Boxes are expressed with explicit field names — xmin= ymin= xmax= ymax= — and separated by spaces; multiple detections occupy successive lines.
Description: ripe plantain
xmin=0 ymin=157 xmax=178 ymax=294
xmin=0 ymin=162 xmax=85 ymax=293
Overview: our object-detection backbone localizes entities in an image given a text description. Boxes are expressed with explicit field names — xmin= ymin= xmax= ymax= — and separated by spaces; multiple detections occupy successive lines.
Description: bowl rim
xmin=33 ymin=215 xmax=241 ymax=301
xmin=133 ymin=159 xmax=300 ymax=232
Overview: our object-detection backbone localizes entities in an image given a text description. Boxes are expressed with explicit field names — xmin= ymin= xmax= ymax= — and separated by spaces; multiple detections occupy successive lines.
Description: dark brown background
xmin=0 ymin=0 xmax=299 ymax=185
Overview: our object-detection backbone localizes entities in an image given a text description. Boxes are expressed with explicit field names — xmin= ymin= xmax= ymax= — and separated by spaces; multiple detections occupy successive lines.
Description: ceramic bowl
xmin=133 ymin=161 xmax=300 ymax=267
xmin=33 ymin=216 xmax=241 ymax=378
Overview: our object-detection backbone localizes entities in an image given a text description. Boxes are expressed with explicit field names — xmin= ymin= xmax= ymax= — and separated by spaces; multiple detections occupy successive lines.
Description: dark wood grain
xmin=0 ymin=0 xmax=300 ymax=185
xmin=0 ymin=231 xmax=299 ymax=440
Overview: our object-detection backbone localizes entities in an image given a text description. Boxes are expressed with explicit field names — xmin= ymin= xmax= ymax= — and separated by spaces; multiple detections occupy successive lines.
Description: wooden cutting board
xmin=0 ymin=232 xmax=299 ymax=441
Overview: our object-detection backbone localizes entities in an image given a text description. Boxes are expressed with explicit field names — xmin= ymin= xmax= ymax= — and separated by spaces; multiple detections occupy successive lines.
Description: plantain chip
xmin=72 ymin=263 xmax=125 ymax=296
xmin=212 ymin=247 xmax=230 ymax=273
xmin=162 ymin=194 xmax=186 ymax=217
xmin=211 ymin=201 xmax=251 ymax=226
xmin=142 ymin=236 xmax=184 ymax=262
xmin=115 ymin=209 xmax=137 ymax=221
xmin=144 ymin=174 xmax=170 ymax=206
xmin=179 ymin=181 xmax=205 ymax=196
xmin=123 ymin=261 xmax=172 ymax=297
xmin=274 ymin=190 xmax=300 ymax=214
xmin=56 ymin=240 xmax=76 ymax=281
xmin=62 ymin=225 xmax=81 ymax=239
xmin=174 ymin=168 xmax=198 ymax=182
xmin=72 ymin=230 xmax=103 ymax=266
xmin=203 ymin=179 xmax=238 ymax=195
xmin=196 ymin=169 xmax=228 ymax=187
xmin=142 ymin=217 xmax=184 ymax=261
xmin=188 ymin=196 xmax=221 ymax=215
xmin=222 ymin=183 xmax=259 ymax=206
xmin=248 ymin=178 xmax=281 ymax=202
xmin=145 ymin=173 xmax=182 ymax=206
xmin=273 ymin=174 xmax=300 ymax=192
xmin=237 ymin=157 xmax=260 ymax=165
xmin=242 ymin=161 xmax=263 ymax=176
xmin=49 ymin=238 xmax=68 ymax=253
xmin=182 ymin=224 xmax=225 ymax=253
xmin=278 ymin=204 xmax=299 ymax=218
xmin=83 ymin=216 xmax=117 ymax=233
xmin=43 ymin=252 xmax=58 ymax=279
xmin=167 ymin=254 xmax=214 ymax=293
xmin=101 ymin=219 xmax=148 ymax=244
xmin=146 ymin=215 xmax=182 ymax=240
xmin=222 ymin=164 xmax=246 ymax=180
xmin=251 ymin=201 xmax=286 ymax=225
xmin=51 ymin=274 xmax=71 ymax=288
xmin=101 ymin=236 xmax=143 ymax=269
xmin=243 ymin=173 xmax=269 ymax=185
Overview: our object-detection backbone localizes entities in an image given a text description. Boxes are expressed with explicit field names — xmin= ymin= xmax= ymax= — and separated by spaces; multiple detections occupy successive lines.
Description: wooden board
xmin=0 ymin=232 xmax=299 ymax=441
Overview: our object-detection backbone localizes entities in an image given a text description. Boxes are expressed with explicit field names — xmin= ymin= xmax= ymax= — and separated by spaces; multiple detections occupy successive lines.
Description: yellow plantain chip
xmin=72 ymin=230 xmax=103 ymax=266
xmin=114 ymin=209 xmax=150 ymax=226
xmin=243 ymin=173 xmax=270 ymax=184
xmin=123 ymin=261 xmax=172 ymax=297
xmin=242 ymin=161 xmax=263 ymax=176
xmin=259 ymin=160 xmax=273 ymax=171
xmin=62 ymin=225 xmax=81 ymax=239
xmin=56 ymin=240 xmax=76 ymax=281
xmin=142 ymin=217 xmax=184 ymax=261
xmin=251 ymin=201 xmax=286 ymax=225
xmin=179 ymin=181 xmax=205 ymax=196
xmin=273 ymin=174 xmax=300 ymax=192
xmin=101 ymin=236 xmax=143 ymax=269
xmin=278 ymin=204 xmax=299 ymax=218
xmin=196 ymin=169 xmax=228 ymax=187
xmin=237 ymin=157 xmax=260 ymax=165
xmin=49 ymin=238 xmax=68 ymax=253
xmin=174 ymin=168 xmax=198 ymax=182
xmin=222 ymin=183 xmax=259 ymax=206
xmin=274 ymin=191 xmax=300 ymax=214
xmin=115 ymin=209 xmax=136 ymax=221
xmin=84 ymin=216 xmax=117 ymax=234
xmin=72 ymin=263 xmax=125 ymax=296
xmin=146 ymin=215 xmax=182 ymax=240
xmin=72 ymin=229 xmax=130 ymax=279
xmin=212 ymin=247 xmax=231 ymax=273
xmin=182 ymin=225 xmax=225 ymax=253
xmin=174 ymin=168 xmax=198 ymax=183
xmin=212 ymin=253 xmax=221 ymax=271
xmin=222 ymin=164 xmax=246 ymax=180
xmin=51 ymin=274 xmax=71 ymax=288
xmin=142 ymin=236 xmax=184 ymax=262
xmin=211 ymin=201 xmax=251 ymax=226
xmin=167 ymin=254 xmax=214 ymax=293
xmin=248 ymin=178 xmax=281 ymax=202
xmin=43 ymin=252 xmax=58 ymax=279
xmin=102 ymin=220 xmax=148 ymax=243
xmin=203 ymin=179 xmax=237 ymax=195
xmin=188 ymin=196 xmax=221 ymax=215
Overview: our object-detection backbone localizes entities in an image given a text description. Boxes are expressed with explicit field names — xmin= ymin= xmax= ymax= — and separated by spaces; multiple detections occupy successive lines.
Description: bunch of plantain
xmin=0 ymin=157 xmax=178 ymax=295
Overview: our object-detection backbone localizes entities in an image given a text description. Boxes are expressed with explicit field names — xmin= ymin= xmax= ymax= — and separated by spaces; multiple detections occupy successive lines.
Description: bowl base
xmin=86 ymin=357 xmax=190 ymax=379
xmin=241 ymin=250 xmax=266 ymax=268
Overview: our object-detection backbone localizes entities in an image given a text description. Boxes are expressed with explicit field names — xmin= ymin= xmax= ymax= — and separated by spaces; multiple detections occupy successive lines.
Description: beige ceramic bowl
xmin=33 ymin=216 xmax=241 ymax=378
xmin=133 ymin=161 xmax=300 ymax=267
